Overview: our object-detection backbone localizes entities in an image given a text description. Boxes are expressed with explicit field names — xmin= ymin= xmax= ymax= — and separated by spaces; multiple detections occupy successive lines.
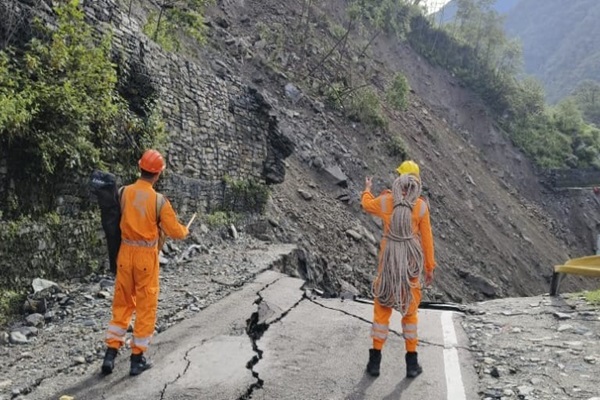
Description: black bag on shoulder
xmin=89 ymin=170 xmax=122 ymax=274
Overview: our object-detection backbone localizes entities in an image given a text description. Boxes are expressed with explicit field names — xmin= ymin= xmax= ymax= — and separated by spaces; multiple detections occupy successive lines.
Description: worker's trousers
xmin=106 ymin=244 xmax=159 ymax=355
xmin=371 ymin=284 xmax=421 ymax=352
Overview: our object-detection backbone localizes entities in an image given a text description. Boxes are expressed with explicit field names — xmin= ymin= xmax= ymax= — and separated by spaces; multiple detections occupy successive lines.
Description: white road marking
xmin=441 ymin=311 xmax=467 ymax=400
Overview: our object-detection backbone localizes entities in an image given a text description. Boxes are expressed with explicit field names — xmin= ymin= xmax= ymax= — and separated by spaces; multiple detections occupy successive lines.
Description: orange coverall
xmin=361 ymin=189 xmax=435 ymax=352
xmin=106 ymin=179 xmax=188 ymax=355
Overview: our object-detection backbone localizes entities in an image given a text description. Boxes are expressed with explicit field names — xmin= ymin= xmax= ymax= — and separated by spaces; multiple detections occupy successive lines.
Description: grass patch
xmin=347 ymin=88 xmax=388 ymax=129
xmin=387 ymin=135 xmax=409 ymax=159
xmin=0 ymin=290 xmax=25 ymax=326
xmin=583 ymin=288 xmax=600 ymax=305
xmin=386 ymin=73 xmax=410 ymax=111
xmin=203 ymin=211 xmax=239 ymax=228
xmin=221 ymin=176 xmax=271 ymax=215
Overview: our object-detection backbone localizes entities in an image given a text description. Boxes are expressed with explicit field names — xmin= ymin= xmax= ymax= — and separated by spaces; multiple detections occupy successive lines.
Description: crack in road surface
xmin=159 ymin=343 xmax=204 ymax=400
xmin=308 ymin=298 xmax=469 ymax=351
xmin=238 ymin=280 xmax=306 ymax=400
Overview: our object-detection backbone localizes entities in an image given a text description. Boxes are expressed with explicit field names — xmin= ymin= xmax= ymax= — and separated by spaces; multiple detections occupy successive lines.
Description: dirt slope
xmin=197 ymin=0 xmax=600 ymax=303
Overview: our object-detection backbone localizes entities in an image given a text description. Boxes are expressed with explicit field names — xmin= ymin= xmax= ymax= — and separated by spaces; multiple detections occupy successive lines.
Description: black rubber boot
xmin=101 ymin=348 xmax=118 ymax=375
xmin=405 ymin=351 xmax=423 ymax=378
xmin=366 ymin=349 xmax=382 ymax=377
xmin=130 ymin=353 xmax=153 ymax=376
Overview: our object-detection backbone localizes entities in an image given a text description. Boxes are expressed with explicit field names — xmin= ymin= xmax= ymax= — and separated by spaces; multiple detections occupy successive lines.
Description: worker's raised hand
xmin=365 ymin=176 xmax=373 ymax=192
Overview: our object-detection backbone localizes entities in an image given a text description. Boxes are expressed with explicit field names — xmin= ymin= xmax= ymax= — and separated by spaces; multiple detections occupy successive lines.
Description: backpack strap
xmin=156 ymin=193 xmax=166 ymax=226
xmin=156 ymin=193 xmax=167 ymax=252
xmin=118 ymin=186 xmax=125 ymax=212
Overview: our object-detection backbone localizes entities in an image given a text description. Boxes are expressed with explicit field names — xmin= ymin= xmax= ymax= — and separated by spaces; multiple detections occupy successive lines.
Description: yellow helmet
xmin=396 ymin=160 xmax=420 ymax=177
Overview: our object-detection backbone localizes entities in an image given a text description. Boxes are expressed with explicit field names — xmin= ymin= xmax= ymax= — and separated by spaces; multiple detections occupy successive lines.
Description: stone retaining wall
xmin=0 ymin=0 xmax=294 ymax=289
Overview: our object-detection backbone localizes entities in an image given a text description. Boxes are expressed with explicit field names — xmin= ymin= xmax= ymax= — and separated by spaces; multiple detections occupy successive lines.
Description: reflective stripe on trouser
xmin=371 ymin=322 xmax=389 ymax=342
xmin=106 ymin=324 xmax=127 ymax=345
xmin=132 ymin=335 xmax=152 ymax=352
xmin=372 ymin=282 xmax=421 ymax=352
xmin=106 ymin=244 xmax=159 ymax=355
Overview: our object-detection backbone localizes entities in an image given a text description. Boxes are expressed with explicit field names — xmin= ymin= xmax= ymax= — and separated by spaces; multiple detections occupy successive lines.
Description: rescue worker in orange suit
xmin=361 ymin=160 xmax=435 ymax=378
xmin=102 ymin=150 xmax=189 ymax=376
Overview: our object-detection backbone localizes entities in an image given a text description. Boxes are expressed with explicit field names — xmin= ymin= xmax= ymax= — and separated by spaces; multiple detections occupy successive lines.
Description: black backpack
xmin=90 ymin=170 xmax=166 ymax=274
xmin=90 ymin=170 xmax=122 ymax=274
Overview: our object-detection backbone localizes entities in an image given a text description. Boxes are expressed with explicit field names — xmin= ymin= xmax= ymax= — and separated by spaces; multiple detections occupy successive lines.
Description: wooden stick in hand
xmin=186 ymin=213 xmax=197 ymax=229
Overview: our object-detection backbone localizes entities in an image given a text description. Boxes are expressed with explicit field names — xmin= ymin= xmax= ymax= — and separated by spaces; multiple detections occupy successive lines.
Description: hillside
xmin=206 ymin=0 xmax=599 ymax=301
xmin=0 ymin=0 xmax=599 ymax=311
xmin=505 ymin=0 xmax=600 ymax=103
xmin=436 ymin=0 xmax=600 ymax=103
xmin=3 ymin=1 xmax=600 ymax=398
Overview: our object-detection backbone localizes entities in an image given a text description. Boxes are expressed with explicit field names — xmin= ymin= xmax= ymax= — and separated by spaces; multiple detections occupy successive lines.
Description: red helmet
xmin=139 ymin=149 xmax=165 ymax=173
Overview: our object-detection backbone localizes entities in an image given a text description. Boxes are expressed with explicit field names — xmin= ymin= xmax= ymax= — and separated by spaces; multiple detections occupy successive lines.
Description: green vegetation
xmin=329 ymin=22 xmax=347 ymax=40
xmin=0 ymin=289 xmax=25 ymax=326
xmin=386 ymin=73 xmax=410 ymax=111
xmin=502 ymin=0 xmax=600 ymax=103
xmin=143 ymin=0 xmax=212 ymax=51
xmin=282 ymin=1 xmax=425 ymax=134
xmin=387 ymin=135 xmax=409 ymax=160
xmin=204 ymin=211 xmax=239 ymax=228
xmin=0 ymin=0 xmax=165 ymax=218
xmin=572 ymin=80 xmax=600 ymax=127
xmin=258 ymin=22 xmax=286 ymax=65
xmin=347 ymin=88 xmax=388 ymax=129
xmin=323 ymin=82 xmax=344 ymax=110
xmin=437 ymin=1 xmax=600 ymax=105
xmin=406 ymin=0 xmax=600 ymax=169
xmin=583 ymin=288 xmax=600 ymax=305
xmin=220 ymin=176 xmax=271 ymax=215
xmin=348 ymin=0 xmax=418 ymax=38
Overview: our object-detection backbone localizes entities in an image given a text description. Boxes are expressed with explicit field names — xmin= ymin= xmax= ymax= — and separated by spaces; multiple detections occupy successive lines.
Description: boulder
xmin=9 ymin=331 xmax=28 ymax=345
xmin=324 ymin=165 xmax=348 ymax=188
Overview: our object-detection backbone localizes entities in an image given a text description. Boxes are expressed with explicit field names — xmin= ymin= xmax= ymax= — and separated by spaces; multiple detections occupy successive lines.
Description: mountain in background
xmin=506 ymin=0 xmax=600 ymax=103
xmin=432 ymin=0 xmax=519 ymax=23
xmin=434 ymin=0 xmax=600 ymax=103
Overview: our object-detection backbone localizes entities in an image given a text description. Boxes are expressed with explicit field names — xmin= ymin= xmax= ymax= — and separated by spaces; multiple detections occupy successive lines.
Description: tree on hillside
xmin=552 ymin=98 xmax=600 ymax=167
xmin=449 ymin=0 xmax=518 ymax=77
xmin=406 ymin=0 xmax=600 ymax=169
xmin=143 ymin=0 xmax=212 ymax=51
xmin=572 ymin=80 xmax=600 ymax=127
xmin=553 ymin=98 xmax=585 ymax=137
xmin=0 ymin=0 xmax=164 ymax=216
xmin=507 ymin=77 xmax=545 ymax=121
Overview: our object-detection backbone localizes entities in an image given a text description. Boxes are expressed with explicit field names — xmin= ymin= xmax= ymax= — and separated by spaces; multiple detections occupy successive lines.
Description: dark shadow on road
xmin=548 ymin=295 xmax=568 ymax=308
xmin=43 ymin=372 xmax=130 ymax=400
xmin=345 ymin=371 xmax=377 ymax=400
xmin=380 ymin=377 xmax=415 ymax=400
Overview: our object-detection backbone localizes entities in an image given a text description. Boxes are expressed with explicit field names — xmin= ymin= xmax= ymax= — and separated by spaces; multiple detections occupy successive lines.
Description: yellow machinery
xmin=550 ymin=255 xmax=600 ymax=295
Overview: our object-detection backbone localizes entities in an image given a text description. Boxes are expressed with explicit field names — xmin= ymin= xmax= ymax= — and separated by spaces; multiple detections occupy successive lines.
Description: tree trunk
xmin=154 ymin=5 xmax=165 ymax=41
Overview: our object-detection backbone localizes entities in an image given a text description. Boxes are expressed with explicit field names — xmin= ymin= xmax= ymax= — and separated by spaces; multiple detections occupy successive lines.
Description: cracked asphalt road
xmin=31 ymin=271 xmax=477 ymax=400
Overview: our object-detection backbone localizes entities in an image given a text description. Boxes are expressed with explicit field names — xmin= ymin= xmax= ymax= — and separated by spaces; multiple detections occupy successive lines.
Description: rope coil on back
xmin=372 ymin=174 xmax=424 ymax=314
